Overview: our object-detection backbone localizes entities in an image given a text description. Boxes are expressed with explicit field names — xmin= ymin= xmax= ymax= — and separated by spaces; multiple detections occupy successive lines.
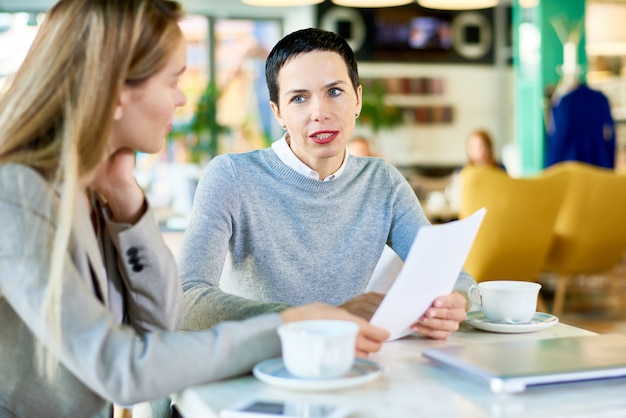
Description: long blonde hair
xmin=0 ymin=0 xmax=184 ymax=376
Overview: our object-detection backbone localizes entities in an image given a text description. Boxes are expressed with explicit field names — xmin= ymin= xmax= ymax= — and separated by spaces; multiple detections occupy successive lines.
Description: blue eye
xmin=329 ymin=88 xmax=343 ymax=97
xmin=292 ymin=95 xmax=306 ymax=104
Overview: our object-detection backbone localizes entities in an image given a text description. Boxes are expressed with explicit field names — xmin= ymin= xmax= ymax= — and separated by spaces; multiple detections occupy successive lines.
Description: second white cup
xmin=277 ymin=319 xmax=359 ymax=379
xmin=468 ymin=280 xmax=541 ymax=324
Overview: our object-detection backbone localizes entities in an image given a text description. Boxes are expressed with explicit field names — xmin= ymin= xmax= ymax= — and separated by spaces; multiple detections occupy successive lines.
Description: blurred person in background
xmin=446 ymin=128 xmax=505 ymax=212
xmin=347 ymin=135 xmax=381 ymax=157
xmin=465 ymin=128 xmax=505 ymax=170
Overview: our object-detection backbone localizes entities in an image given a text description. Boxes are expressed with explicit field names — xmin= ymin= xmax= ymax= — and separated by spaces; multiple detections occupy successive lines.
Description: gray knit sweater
xmin=179 ymin=147 xmax=475 ymax=330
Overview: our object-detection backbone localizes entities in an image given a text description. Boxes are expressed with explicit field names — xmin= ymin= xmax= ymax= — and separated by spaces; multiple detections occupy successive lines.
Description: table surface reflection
xmin=172 ymin=323 xmax=626 ymax=418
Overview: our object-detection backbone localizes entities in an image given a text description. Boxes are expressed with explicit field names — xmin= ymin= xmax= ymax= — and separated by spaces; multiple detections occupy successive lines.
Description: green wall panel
xmin=513 ymin=0 xmax=586 ymax=176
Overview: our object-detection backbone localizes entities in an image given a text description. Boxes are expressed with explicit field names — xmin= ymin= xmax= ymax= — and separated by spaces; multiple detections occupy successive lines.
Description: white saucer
xmin=252 ymin=358 xmax=382 ymax=391
xmin=464 ymin=311 xmax=559 ymax=334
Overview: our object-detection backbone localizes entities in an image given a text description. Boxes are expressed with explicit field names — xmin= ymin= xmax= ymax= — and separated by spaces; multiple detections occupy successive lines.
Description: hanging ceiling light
xmin=242 ymin=0 xmax=324 ymax=7
xmin=586 ymin=2 xmax=626 ymax=56
xmin=417 ymin=0 xmax=498 ymax=10
xmin=241 ymin=0 xmax=497 ymax=9
xmin=518 ymin=0 xmax=538 ymax=8
xmin=332 ymin=0 xmax=414 ymax=7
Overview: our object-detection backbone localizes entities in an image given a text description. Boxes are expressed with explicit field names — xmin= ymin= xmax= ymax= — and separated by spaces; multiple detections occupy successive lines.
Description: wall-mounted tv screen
xmin=375 ymin=15 xmax=452 ymax=51
xmin=317 ymin=2 xmax=498 ymax=64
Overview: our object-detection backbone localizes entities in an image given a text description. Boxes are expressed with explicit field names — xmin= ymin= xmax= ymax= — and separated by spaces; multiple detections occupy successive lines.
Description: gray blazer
xmin=0 ymin=164 xmax=282 ymax=418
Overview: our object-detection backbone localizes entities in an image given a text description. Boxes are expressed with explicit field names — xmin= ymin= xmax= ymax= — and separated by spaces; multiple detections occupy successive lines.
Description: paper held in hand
xmin=370 ymin=208 xmax=486 ymax=341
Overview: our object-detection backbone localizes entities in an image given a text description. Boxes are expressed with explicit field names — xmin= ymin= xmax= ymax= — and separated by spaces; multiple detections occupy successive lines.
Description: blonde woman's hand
xmin=90 ymin=148 xmax=145 ymax=223
xmin=280 ymin=303 xmax=390 ymax=357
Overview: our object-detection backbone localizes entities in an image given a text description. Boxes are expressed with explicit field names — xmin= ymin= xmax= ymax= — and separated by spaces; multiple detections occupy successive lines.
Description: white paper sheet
xmin=370 ymin=208 xmax=486 ymax=341
xmin=365 ymin=245 xmax=403 ymax=294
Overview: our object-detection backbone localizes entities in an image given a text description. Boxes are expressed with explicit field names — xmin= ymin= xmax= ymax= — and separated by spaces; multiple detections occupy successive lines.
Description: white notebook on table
xmin=422 ymin=333 xmax=626 ymax=394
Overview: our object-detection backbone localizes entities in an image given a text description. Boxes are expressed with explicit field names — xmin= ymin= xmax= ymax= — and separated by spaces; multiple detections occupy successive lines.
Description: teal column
xmin=513 ymin=0 xmax=586 ymax=176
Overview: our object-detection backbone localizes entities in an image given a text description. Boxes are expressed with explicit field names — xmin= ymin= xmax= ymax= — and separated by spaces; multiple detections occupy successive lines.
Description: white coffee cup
xmin=468 ymin=280 xmax=541 ymax=324
xmin=277 ymin=320 xmax=359 ymax=379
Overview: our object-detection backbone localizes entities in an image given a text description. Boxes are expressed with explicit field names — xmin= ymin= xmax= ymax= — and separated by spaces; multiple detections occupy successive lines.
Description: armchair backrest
xmin=459 ymin=166 xmax=568 ymax=282
xmin=543 ymin=161 xmax=626 ymax=275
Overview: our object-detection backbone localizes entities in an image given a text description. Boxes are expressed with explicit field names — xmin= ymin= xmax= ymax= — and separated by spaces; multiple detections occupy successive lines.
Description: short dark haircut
xmin=265 ymin=27 xmax=360 ymax=107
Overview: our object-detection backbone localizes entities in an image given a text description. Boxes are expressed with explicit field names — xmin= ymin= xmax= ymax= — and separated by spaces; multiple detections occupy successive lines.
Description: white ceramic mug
xmin=468 ymin=280 xmax=541 ymax=324
xmin=277 ymin=320 xmax=359 ymax=379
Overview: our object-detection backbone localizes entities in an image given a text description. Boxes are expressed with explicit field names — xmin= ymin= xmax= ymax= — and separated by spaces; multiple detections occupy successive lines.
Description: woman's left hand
xmin=90 ymin=148 xmax=145 ymax=223
xmin=410 ymin=292 xmax=467 ymax=340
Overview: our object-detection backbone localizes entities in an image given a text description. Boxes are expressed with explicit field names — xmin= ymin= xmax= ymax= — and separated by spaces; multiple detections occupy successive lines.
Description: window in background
xmin=136 ymin=16 xmax=282 ymax=230
xmin=214 ymin=18 xmax=282 ymax=155
xmin=178 ymin=15 xmax=210 ymax=130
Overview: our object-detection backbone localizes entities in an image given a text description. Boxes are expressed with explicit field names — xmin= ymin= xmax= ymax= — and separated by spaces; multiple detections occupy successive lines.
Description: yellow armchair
xmin=458 ymin=166 xmax=568 ymax=310
xmin=542 ymin=162 xmax=626 ymax=316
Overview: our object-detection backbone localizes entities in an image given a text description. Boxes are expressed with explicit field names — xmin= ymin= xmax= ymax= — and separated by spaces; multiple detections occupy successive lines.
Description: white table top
xmin=172 ymin=323 xmax=626 ymax=418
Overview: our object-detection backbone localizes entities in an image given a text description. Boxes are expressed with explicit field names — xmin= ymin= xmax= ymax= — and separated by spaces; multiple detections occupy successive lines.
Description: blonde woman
xmin=0 ymin=2 xmax=388 ymax=417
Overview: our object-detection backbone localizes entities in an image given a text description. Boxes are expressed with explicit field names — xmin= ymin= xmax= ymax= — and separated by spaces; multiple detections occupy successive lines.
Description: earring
xmin=281 ymin=124 xmax=287 ymax=130
xmin=355 ymin=113 xmax=359 ymax=118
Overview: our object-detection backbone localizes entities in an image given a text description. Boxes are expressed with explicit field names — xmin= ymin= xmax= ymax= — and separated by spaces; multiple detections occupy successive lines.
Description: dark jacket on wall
xmin=546 ymin=83 xmax=616 ymax=169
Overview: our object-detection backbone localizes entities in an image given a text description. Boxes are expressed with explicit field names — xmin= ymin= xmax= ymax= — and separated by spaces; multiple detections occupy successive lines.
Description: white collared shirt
xmin=271 ymin=134 xmax=349 ymax=181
